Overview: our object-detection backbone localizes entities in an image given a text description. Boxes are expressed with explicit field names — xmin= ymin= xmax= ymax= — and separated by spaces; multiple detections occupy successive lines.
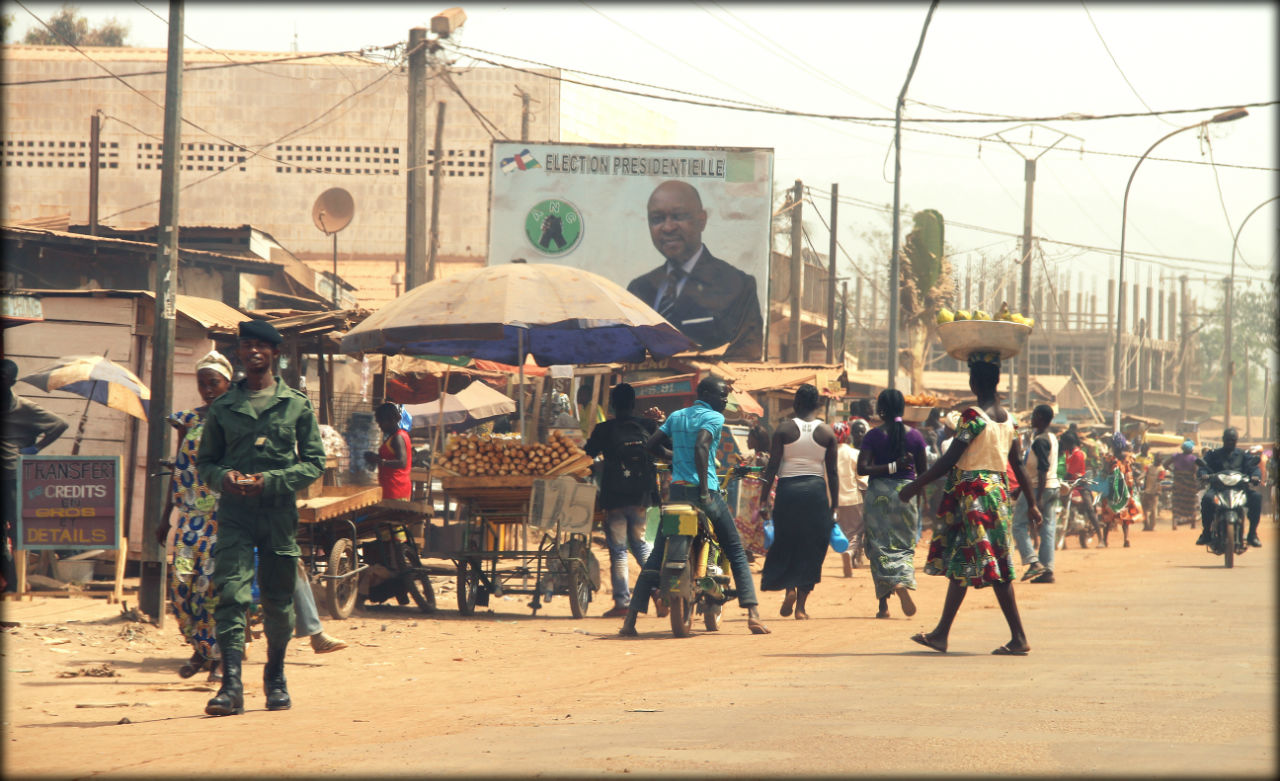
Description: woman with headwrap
xmin=856 ymin=389 xmax=928 ymax=619
xmin=1097 ymin=432 xmax=1145 ymax=547
xmin=899 ymin=353 xmax=1039 ymax=655
xmin=1169 ymin=439 xmax=1200 ymax=528
xmin=158 ymin=351 xmax=347 ymax=681
xmin=157 ymin=350 xmax=234 ymax=679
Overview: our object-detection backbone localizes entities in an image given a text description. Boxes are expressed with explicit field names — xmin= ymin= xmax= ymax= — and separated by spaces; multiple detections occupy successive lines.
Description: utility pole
xmin=1222 ymin=275 xmax=1232 ymax=427
xmin=889 ymin=0 xmax=939 ymax=390
xmin=825 ymin=183 xmax=838 ymax=364
xmin=515 ymin=86 xmax=532 ymax=142
xmin=88 ymin=113 xmax=100 ymax=235
xmin=980 ymin=125 xmax=1080 ymax=412
xmin=838 ymin=281 xmax=848 ymax=366
xmin=404 ymin=27 xmax=427 ymax=291
xmin=788 ymin=180 xmax=803 ymax=363
xmin=426 ymin=101 xmax=446 ymax=282
xmin=1179 ymin=275 xmax=1189 ymax=424
xmin=139 ymin=0 xmax=184 ymax=625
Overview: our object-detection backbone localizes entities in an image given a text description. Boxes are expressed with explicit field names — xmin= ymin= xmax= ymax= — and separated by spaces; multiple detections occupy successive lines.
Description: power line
xmin=1080 ymin=2 xmax=1178 ymax=129
xmin=0 ymin=48 xmax=381 ymax=87
xmin=447 ymin=42 xmax=1277 ymax=126
xmin=700 ymin=1 xmax=893 ymax=114
xmin=448 ymin=42 xmax=1277 ymax=173
xmin=438 ymin=69 xmax=509 ymax=141
xmin=803 ymin=185 xmax=1273 ymax=280
xmin=99 ymin=52 xmax=407 ymax=222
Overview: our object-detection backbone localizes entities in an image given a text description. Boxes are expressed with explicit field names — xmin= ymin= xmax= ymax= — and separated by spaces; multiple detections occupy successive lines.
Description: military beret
xmin=238 ymin=319 xmax=283 ymax=345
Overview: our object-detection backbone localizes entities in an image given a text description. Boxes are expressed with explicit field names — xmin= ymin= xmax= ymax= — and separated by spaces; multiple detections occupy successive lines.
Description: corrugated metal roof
xmin=9 ymin=289 xmax=243 ymax=332
xmin=1 ymin=226 xmax=281 ymax=270
xmin=174 ymin=294 xmax=245 ymax=331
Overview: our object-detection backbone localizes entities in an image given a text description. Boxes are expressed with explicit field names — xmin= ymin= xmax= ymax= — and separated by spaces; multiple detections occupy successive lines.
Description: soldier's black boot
xmin=204 ymin=648 xmax=244 ymax=716
xmin=263 ymin=643 xmax=291 ymax=711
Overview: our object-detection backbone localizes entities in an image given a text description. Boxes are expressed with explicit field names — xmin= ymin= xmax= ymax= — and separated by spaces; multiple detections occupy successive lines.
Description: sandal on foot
xmin=910 ymin=632 xmax=946 ymax=653
xmin=747 ymin=618 xmax=771 ymax=635
xmin=992 ymin=643 xmax=1029 ymax=656
xmin=875 ymin=609 xmax=890 ymax=618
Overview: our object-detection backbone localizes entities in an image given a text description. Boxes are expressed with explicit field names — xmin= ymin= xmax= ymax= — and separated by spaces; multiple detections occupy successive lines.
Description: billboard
xmin=488 ymin=142 xmax=773 ymax=361
xmin=17 ymin=455 xmax=121 ymax=550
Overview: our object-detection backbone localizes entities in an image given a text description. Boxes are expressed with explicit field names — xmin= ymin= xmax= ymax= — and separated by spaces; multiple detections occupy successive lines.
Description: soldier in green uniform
xmin=197 ymin=320 xmax=325 ymax=716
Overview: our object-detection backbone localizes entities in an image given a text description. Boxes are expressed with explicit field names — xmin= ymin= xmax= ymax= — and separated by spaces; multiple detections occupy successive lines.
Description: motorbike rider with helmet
xmin=1195 ymin=427 xmax=1263 ymax=547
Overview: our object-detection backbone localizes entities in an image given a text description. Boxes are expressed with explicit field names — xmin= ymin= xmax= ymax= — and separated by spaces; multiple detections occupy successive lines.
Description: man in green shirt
xmin=196 ymin=320 xmax=325 ymax=716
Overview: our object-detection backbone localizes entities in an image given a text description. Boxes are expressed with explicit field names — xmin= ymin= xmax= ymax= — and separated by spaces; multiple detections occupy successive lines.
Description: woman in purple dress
xmin=856 ymin=389 xmax=928 ymax=619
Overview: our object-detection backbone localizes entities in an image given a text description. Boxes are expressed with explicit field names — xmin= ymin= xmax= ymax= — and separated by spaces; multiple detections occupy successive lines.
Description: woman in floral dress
xmin=1097 ymin=433 xmax=1145 ymax=548
xmin=160 ymin=351 xmax=233 ymax=679
xmin=898 ymin=353 xmax=1041 ymax=655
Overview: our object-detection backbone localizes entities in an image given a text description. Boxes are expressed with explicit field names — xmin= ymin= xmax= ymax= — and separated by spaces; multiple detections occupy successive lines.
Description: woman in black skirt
xmin=759 ymin=384 xmax=840 ymax=619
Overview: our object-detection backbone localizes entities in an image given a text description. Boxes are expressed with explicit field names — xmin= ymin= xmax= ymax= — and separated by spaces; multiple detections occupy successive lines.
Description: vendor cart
xmin=297 ymin=486 xmax=438 ymax=620
xmin=430 ymin=474 xmax=600 ymax=618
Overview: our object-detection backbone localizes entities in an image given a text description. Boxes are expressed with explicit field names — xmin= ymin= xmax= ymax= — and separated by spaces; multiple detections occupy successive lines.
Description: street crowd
xmin=3 ymin=324 xmax=1276 ymax=715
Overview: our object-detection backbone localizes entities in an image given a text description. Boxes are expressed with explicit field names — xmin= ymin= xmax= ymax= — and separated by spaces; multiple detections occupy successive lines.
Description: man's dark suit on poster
xmin=627 ymin=248 xmax=763 ymax=361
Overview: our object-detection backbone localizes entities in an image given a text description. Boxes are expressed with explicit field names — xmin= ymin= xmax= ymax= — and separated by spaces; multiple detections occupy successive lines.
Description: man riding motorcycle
xmin=1195 ymin=427 xmax=1263 ymax=548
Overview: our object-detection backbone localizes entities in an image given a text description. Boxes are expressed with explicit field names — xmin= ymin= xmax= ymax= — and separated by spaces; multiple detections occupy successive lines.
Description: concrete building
xmin=2 ymin=44 xmax=676 ymax=311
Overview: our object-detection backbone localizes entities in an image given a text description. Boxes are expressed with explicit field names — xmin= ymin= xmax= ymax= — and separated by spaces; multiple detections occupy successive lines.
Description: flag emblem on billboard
xmin=501 ymin=149 xmax=541 ymax=173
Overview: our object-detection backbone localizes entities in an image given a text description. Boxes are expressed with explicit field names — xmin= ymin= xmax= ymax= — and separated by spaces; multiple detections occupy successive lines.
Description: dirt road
xmin=3 ymin=518 xmax=1275 ymax=778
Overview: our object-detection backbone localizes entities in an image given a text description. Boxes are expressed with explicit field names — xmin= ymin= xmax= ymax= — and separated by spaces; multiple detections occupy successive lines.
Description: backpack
xmin=605 ymin=418 xmax=653 ymax=502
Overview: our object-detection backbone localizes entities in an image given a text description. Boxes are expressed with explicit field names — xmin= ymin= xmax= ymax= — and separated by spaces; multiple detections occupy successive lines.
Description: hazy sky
xmin=8 ymin=1 xmax=1278 ymax=314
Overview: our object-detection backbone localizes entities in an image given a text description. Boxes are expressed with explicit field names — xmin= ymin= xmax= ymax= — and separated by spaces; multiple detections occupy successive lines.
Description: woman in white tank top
xmin=758 ymin=384 xmax=839 ymax=620
xmin=897 ymin=353 xmax=1041 ymax=656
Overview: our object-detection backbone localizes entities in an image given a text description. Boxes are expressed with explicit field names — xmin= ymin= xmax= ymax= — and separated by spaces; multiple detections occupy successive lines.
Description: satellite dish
xmin=312 ymin=187 xmax=355 ymax=235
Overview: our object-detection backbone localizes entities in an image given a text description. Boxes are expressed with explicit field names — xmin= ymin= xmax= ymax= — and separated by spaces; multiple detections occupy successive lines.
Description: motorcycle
xmin=655 ymin=465 xmax=757 ymax=638
xmin=1195 ymin=458 xmax=1249 ymax=568
xmin=1056 ymin=474 xmax=1105 ymax=550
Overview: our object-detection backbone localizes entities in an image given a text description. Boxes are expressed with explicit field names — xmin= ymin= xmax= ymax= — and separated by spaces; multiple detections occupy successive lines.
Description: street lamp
xmin=1112 ymin=107 xmax=1248 ymax=430
xmin=1224 ymin=194 xmax=1278 ymax=430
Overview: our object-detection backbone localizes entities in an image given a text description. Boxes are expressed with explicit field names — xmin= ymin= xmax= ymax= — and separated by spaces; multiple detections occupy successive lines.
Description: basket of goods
xmin=901 ymin=393 xmax=940 ymax=423
xmin=432 ymin=429 xmax=593 ymax=478
xmin=935 ymin=302 xmax=1033 ymax=360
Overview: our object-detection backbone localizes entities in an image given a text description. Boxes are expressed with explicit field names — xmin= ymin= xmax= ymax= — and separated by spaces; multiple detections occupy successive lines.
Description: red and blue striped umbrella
xmin=19 ymin=354 xmax=150 ymax=420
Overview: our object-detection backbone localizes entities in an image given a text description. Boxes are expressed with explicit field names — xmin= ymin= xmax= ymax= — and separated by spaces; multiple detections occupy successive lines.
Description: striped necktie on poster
xmin=656 ymin=267 xmax=685 ymax=319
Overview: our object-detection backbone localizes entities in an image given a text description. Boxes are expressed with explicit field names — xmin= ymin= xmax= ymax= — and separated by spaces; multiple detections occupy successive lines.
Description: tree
xmin=21 ymin=3 xmax=129 ymax=47
xmin=2 ymin=12 xmax=15 ymax=43
xmin=1196 ymin=278 xmax=1276 ymax=422
xmin=899 ymin=209 xmax=955 ymax=393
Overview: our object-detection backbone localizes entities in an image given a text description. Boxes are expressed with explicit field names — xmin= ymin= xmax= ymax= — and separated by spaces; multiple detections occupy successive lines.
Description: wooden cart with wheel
xmin=428 ymin=474 xmax=600 ymax=618
xmin=296 ymin=487 xmax=438 ymax=620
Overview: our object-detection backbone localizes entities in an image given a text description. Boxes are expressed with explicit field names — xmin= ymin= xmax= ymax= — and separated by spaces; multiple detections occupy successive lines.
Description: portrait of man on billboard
xmin=626 ymin=181 xmax=763 ymax=360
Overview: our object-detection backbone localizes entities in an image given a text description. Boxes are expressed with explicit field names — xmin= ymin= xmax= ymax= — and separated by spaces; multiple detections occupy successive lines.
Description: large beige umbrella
xmin=341 ymin=260 xmax=694 ymax=436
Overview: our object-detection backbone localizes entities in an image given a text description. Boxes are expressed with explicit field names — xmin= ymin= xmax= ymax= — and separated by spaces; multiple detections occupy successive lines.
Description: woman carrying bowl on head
xmin=898 ymin=352 xmax=1039 ymax=656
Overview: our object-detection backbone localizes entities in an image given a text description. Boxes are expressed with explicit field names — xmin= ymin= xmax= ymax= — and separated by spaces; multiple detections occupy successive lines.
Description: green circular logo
xmin=524 ymin=198 xmax=583 ymax=257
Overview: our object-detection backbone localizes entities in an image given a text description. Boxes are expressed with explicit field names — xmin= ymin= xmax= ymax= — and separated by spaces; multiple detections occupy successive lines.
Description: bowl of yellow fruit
xmin=935 ymin=303 xmax=1034 ymax=360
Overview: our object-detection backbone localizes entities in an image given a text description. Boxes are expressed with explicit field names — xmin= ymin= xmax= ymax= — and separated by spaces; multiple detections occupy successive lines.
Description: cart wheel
xmin=456 ymin=564 xmax=479 ymax=616
xmin=404 ymin=571 xmax=437 ymax=613
xmin=326 ymin=537 xmax=359 ymax=620
xmin=702 ymin=601 xmax=723 ymax=632
xmin=567 ymin=562 xmax=590 ymax=619
xmin=669 ymin=596 xmax=694 ymax=638
xmin=395 ymin=543 xmax=436 ymax=614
